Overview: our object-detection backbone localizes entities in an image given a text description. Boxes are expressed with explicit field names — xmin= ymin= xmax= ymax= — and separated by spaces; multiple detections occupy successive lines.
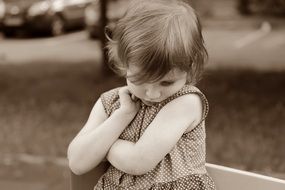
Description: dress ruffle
xmin=94 ymin=174 xmax=216 ymax=190
xmin=150 ymin=174 xmax=216 ymax=190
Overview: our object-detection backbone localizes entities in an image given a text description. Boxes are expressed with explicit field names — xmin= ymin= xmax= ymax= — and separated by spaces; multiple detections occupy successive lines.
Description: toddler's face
xmin=126 ymin=65 xmax=187 ymax=106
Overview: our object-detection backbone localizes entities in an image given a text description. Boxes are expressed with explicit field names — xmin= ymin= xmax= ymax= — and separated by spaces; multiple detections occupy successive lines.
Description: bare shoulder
xmin=159 ymin=93 xmax=203 ymax=132
xmin=76 ymin=98 xmax=108 ymax=137
xmin=163 ymin=93 xmax=202 ymax=114
xmin=88 ymin=98 xmax=108 ymax=124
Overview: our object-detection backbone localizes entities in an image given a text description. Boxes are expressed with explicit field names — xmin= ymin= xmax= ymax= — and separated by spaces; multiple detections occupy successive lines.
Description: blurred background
xmin=0 ymin=0 xmax=285 ymax=189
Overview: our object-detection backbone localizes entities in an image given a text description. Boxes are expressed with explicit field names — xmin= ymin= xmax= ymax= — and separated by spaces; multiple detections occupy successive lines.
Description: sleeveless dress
xmin=94 ymin=84 xmax=216 ymax=190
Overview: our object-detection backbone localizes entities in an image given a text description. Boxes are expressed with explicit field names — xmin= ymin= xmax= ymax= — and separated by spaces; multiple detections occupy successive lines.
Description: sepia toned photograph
xmin=0 ymin=0 xmax=285 ymax=189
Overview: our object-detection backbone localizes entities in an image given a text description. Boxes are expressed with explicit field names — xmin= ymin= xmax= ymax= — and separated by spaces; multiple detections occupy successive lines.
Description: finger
xmin=119 ymin=87 xmax=132 ymax=103
xmin=131 ymin=94 xmax=138 ymax=102
xmin=119 ymin=87 xmax=130 ymax=96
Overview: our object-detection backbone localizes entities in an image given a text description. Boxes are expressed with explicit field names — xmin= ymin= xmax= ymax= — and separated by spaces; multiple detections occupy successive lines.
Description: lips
xmin=141 ymin=98 xmax=161 ymax=106
xmin=142 ymin=100 xmax=155 ymax=106
xmin=144 ymin=99 xmax=156 ymax=102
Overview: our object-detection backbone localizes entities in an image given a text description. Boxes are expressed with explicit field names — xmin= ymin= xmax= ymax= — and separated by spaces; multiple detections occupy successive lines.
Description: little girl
xmin=68 ymin=0 xmax=216 ymax=189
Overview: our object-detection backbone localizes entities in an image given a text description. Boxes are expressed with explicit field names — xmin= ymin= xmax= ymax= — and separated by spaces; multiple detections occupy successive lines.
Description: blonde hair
xmin=107 ymin=0 xmax=208 ymax=85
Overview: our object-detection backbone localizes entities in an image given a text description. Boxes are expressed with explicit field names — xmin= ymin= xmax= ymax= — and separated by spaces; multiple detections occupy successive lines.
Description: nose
xmin=145 ymin=88 xmax=161 ymax=100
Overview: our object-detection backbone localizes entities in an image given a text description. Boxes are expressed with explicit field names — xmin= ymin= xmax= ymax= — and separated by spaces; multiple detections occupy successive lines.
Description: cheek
xmin=164 ymin=87 xmax=178 ymax=96
xmin=165 ymin=80 xmax=186 ymax=94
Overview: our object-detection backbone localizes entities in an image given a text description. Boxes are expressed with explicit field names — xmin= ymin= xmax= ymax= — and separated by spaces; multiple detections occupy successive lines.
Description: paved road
xmin=0 ymin=31 xmax=101 ymax=65
xmin=204 ymin=25 xmax=285 ymax=71
xmin=1 ymin=26 xmax=285 ymax=71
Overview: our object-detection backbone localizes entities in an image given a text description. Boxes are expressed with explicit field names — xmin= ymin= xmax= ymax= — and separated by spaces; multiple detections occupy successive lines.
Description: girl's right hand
xmin=118 ymin=86 xmax=140 ymax=118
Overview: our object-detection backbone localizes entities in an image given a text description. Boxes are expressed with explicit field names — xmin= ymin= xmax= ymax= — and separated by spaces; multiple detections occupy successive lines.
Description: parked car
xmin=0 ymin=0 xmax=94 ymax=37
xmin=237 ymin=0 xmax=285 ymax=16
xmin=84 ymin=0 xmax=128 ymax=39
xmin=0 ymin=1 xmax=5 ymax=21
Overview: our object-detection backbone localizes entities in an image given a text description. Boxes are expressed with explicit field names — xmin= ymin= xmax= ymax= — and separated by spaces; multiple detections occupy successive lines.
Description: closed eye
xmin=160 ymin=81 xmax=175 ymax=86
xmin=127 ymin=77 xmax=143 ymax=86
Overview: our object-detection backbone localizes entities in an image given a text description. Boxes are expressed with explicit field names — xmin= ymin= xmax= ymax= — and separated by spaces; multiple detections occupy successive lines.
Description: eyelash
xmin=128 ymin=79 xmax=175 ymax=86
xmin=160 ymin=81 xmax=174 ymax=86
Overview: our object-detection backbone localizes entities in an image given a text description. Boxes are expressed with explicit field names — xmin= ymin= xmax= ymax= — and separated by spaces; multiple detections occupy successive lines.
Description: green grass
xmin=1 ymin=62 xmax=285 ymax=176
xmin=200 ymin=70 xmax=285 ymax=174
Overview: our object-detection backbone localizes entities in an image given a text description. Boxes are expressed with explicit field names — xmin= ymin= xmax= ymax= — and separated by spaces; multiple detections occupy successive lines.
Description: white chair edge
xmin=206 ymin=163 xmax=285 ymax=190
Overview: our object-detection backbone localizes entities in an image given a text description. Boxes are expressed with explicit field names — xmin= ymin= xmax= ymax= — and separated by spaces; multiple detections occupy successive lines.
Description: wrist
xmin=116 ymin=108 xmax=137 ymax=119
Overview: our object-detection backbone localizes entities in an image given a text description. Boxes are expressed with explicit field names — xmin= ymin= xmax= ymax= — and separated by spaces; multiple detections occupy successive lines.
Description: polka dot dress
xmin=94 ymin=85 xmax=216 ymax=190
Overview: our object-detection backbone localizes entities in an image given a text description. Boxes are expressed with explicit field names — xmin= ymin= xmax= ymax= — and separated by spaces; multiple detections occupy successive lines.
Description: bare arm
xmin=107 ymin=94 xmax=203 ymax=175
xmin=67 ymin=87 xmax=140 ymax=175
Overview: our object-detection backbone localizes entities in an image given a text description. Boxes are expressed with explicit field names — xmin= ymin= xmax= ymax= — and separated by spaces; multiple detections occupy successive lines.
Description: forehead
xmin=127 ymin=65 xmax=186 ymax=81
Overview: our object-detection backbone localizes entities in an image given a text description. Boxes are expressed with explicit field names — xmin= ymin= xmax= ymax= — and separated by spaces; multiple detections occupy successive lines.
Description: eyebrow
xmin=161 ymin=75 xmax=182 ymax=81
xmin=160 ymin=79 xmax=175 ymax=82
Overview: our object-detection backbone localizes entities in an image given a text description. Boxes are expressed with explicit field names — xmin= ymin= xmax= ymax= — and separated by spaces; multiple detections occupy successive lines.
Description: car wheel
xmin=51 ymin=16 xmax=65 ymax=36
xmin=2 ymin=29 xmax=15 ymax=38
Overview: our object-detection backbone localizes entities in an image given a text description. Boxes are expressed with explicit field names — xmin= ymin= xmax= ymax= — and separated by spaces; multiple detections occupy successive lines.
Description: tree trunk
xmin=99 ymin=0 xmax=113 ymax=75
xmin=237 ymin=0 xmax=251 ymax=15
